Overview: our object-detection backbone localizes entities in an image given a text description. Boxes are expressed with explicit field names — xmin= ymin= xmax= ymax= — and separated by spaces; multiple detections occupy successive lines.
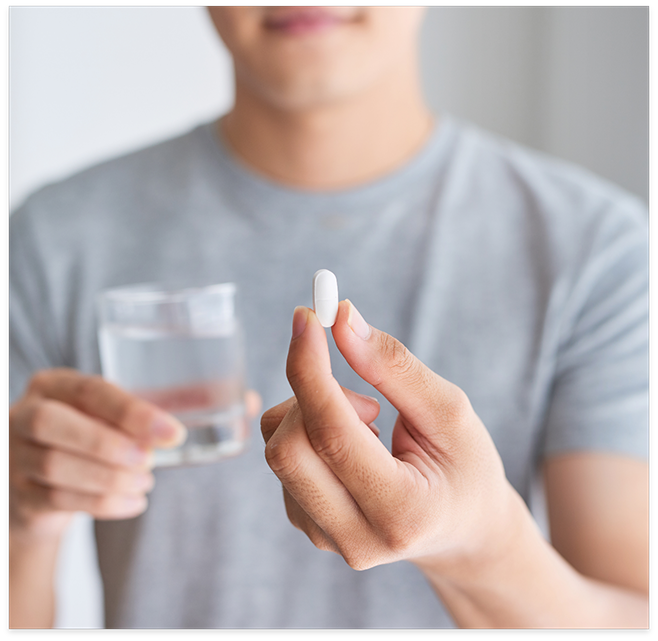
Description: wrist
xmin=411 ymin=486 xmax=572 ymax=628
xmin=413 ymin=482 xmax=534 ymax=589
xmin=9 ymin=507 xmax=73 ymax=547
xmin=9 ymin=513 xmax=65 ymax=631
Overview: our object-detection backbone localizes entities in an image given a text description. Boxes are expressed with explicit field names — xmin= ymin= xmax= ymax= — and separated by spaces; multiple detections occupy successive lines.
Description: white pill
xmin=313 ymin=269 xmax=339 ymax=327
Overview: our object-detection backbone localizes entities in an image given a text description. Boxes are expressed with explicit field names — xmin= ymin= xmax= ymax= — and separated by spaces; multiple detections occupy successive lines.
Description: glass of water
xmin=97 ymin=282 xmax=247 ymax=467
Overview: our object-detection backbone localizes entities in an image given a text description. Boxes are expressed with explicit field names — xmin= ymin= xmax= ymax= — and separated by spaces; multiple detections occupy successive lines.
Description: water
xmin=99 ymin=325 xmax=246 ymax=467
xmin=151 ymin=405 xmax=247 ymax=467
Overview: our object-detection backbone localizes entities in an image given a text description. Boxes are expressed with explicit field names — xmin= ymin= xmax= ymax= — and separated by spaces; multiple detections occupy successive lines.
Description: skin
xmin=206 ymin=13 xmax=646 ymax=626
xmin=262 ymin=303 xmax=648 ymax=627
xmin=207 ymin=6 xmax=434 ymax=189
xmin=10 ymin=6 xmax=648 ymax=629
xmin=9 ymin=370 xmax=261 ymax=628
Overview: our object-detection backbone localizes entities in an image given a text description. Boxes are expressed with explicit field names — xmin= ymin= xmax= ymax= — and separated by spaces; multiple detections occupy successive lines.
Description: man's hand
xmin=8 ymin=367 xmax=262 ymax=629
xmin=261 ymin=301 xmax=520 ymax=573
xmin=9 ymin=369 xmax=189 ymax=540
xmin=9 ymin=368 xmax=262 ymax=539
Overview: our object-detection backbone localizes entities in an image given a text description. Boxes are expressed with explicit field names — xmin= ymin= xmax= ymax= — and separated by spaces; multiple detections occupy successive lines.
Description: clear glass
xmin=97 ymin=282 xmax=247 ymax=467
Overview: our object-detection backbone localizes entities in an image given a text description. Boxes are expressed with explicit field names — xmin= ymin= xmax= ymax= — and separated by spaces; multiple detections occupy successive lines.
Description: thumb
xmin=331 ymin=300 xmax=472 ymax=431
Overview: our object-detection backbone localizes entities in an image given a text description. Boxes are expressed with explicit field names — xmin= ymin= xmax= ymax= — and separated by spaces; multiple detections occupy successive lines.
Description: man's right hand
xmin=9 ymin=368 xmax=187 ymax=540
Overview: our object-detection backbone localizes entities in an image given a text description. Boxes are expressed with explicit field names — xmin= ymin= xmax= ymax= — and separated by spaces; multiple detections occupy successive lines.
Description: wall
xmin=9 ymin=7 xmax=234 ymax=211
xmin=419 ymin=6 xmax=648 ymax=202
xmin=8 ymin=6 xmax=649 ymax=629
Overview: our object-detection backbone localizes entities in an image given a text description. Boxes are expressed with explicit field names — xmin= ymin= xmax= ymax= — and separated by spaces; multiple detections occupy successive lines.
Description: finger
xmin=260 ymin=388 xmax=380 ymax=445
xmin=265 ymin=400 xmax=372 ymax=551
xmin=261 ymin=397 xmax=297 ymax=445
xmin=15 ymin=479 xmax=148 ymax=520
xmin=267 ymin=401 xmax=395 ymax=569
xmin=16 ymin=439 xmax=155 ymax=496
xmin=282 ymin=487 xmax=339 ymax=555
xmin=367 ymin=422 xmax=380 ymax=438
xmin=28 ymin=369 xmax=186 ymax=448
xmin=332 ymin=300 xmax=473 ymax=433
xmin=343 ymin=389 xmax=381 ymax=425
xmin=12 ymin=397 xmax=154 ymax=468
xmin=285 ymin=308 xmax=401 ymax=510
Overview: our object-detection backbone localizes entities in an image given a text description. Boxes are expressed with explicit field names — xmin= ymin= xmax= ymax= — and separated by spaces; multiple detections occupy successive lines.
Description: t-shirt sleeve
xmin=9 ymin=202 xmax=67 ymax=404
xmin=541 ymin=196 xmax=648 ymax=460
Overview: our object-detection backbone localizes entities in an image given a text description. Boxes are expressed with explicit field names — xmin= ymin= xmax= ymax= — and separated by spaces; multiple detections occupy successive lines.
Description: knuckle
xmin=339 ymin=527 xmax=411 ymax=570
xmin=115 ymin=397 xmax=141 ymax=431
xmin=379 ymin=334 xmax=422 ymax=382
xmin=380 ymin=527 xmax=413 ymax=557
xmin=260 ymin=412 xmax=280 ymax=440
xmin=27 ymin=370 xmax=51 ymax=395
xmin=260 ymin=406 xmax=277 ymax=424
xmin=74 ymin=374 xmax=105 ymax=409
xmin=308 ymin=529 xmax=333 ymax=553
xmin=379 ymin=498 xmax=430 ymax=557
xmin=441 ymin=385 xmax=471 ymax=424
xmin=119 ymin=396 xmax=162 ymax=442
xmin=264 ymin=436 xmax=302 ymax=479
xmin=38 ymin=449 xmax=60 ymax=481
xmin=86 ymin=431 xmax=108 ymax=459
xmin=341 ymin=548 xmax=374 ymax=572
xmin=285 ymin=362 xmax=316 ymax=394
xmin=29 ymin=400 xmax=54 ymax=442
xmin=309 ymin=424 xmax=350 ymax=469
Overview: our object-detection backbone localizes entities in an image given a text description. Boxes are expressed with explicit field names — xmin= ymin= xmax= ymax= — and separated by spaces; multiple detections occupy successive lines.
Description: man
xmin=9 ymin=7 xmax=648 ymax=628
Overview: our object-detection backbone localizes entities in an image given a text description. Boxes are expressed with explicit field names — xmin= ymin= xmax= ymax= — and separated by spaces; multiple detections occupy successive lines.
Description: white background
xmin=8 ymin=6 xmax=649 ymax=629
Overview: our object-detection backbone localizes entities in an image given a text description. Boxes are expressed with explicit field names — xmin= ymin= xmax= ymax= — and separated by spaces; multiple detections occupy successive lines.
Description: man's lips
xmin=263 ymin=8 xmax=351 ymax=36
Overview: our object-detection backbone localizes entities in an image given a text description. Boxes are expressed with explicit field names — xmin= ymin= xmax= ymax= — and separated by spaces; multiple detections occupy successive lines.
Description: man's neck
xmin=219 ymin=63 xmax=434 ymax=191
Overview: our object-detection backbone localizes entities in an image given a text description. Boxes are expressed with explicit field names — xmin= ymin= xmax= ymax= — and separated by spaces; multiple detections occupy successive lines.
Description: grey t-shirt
xmin=9 ymin=115 xmax=648 ymax=628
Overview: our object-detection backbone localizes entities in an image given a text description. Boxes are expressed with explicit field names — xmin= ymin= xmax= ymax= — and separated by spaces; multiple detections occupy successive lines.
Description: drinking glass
xmin=97 ymin=282 xmax=247 ymax=467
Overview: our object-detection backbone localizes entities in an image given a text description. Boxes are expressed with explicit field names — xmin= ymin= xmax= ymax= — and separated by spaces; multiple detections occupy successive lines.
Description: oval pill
xmin=313 ymin=269 xmax=339 ymax=327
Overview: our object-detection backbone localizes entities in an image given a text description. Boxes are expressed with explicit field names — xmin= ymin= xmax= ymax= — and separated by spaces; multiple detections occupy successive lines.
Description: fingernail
xmin=346 ymin=300 xmax=371 ymax=340
xmin=292 ymin=306 xmax=308 ymax=339
xmin=150 ymin=414 xmax=187 ymax=446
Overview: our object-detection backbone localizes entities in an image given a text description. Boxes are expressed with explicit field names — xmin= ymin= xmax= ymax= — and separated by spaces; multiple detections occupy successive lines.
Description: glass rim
xmin=98 ymin=281 xmax=237 ymax=304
